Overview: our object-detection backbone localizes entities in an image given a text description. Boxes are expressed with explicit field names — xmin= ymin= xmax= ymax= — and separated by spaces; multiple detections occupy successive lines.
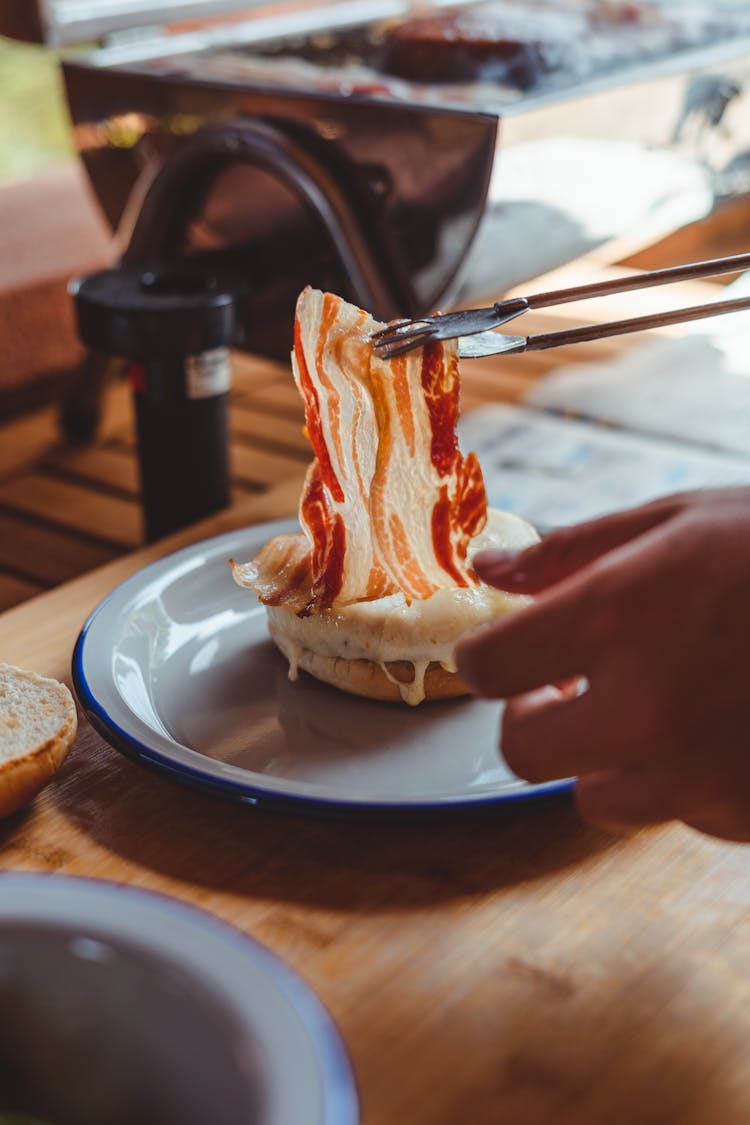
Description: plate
xmin=0 ymin=873 xmax=357 ymax=1125
xmin=73 ymin=519 xmax=572 ymax=813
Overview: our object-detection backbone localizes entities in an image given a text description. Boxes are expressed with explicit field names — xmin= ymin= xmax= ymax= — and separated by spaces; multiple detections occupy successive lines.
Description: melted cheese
xmin=268 ymin=507 xmax=538 ymax=704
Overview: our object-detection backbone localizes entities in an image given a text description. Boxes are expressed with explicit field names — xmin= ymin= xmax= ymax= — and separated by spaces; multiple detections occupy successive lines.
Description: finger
xmin=679 ymin=745 xmax=750 ymax=842
xmin=576 ymin=747 xmax=750 ymax=840
xmin=575 ymin=763 xmax=681 ymax=830
xmin=554 ymin=676 xmax=586 ymax=699
xmin=456 ymin=580 xmax=594 ymax=698
xmin=501 ymin=688 xmax=579 ymax=783
xmin=501 ymin=686 xmax=657 ymax=783
xmin=473 ymin=497 xmax=680 ymax=593
xmin=459 ymin=509 xmax=696 ymax=701
xmin=504 ymin=684 xmax=565 ymax=721
xmin=684 ymin=807 xmax=750 ymax=844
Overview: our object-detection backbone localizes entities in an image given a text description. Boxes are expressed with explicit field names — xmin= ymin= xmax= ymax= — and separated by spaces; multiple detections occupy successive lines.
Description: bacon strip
xmin=231 ymin=533 xmax=311 ymax=612
xmin=234 ymin=288 xmax=488 ymax=612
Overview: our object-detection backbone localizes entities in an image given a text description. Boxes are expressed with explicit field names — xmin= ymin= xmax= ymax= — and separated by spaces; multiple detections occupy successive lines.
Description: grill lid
xmin=5 ymin=0 xmax=274 ymax=45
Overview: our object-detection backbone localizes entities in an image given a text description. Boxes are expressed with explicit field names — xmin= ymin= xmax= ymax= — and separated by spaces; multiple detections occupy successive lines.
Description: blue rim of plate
xmin=0 ymin=871 xmax=358 ymax=1125
xmin=72 ymin=526 xmax=575 ymax=817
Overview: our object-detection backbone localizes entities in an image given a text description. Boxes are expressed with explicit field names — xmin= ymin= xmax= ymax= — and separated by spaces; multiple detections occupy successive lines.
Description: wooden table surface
xmin=1 ymin=269 xmax=749 ymax=1124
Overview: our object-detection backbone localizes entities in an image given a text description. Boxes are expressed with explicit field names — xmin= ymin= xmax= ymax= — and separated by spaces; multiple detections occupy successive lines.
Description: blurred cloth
xmin=0 ymin=161 xmax=113 ymax=418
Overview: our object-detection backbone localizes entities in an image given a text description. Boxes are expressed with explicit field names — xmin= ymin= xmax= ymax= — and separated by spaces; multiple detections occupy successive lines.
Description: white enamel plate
xmin=0 ymin=873 xmax=357 ymax=1125
xmin=73 ymin=519 xmax=573 ymax=814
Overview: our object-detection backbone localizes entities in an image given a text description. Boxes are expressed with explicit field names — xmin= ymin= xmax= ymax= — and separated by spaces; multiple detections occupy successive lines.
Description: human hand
xmin=456 ymin=487 xmax=750 ymax=842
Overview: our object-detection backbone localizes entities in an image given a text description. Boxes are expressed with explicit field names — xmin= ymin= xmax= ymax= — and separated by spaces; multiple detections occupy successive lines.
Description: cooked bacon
xmin=235 ymin=288 xmax=488 ymax=612
xmin=298 ymin=460 xmax=346 ymax=613
xmin=366 ymin=334 xmax=488 ymax=600
xmin=420 ymin=339 xmax=460 ymax=477
xmin=231 ymin=532 xmax=311 ymax=612
xmin=432 ymin=454 xmax=487 ymax=585
xmin=292 ymin=288 xmax=395 ymax=607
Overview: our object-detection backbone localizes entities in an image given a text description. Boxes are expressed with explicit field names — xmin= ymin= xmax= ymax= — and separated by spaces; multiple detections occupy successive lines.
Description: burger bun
xmin=0 ymin=664 xmax=77 ymax=818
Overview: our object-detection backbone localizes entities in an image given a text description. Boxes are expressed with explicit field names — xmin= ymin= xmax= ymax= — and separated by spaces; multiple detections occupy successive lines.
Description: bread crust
xmin=269 ymin=621 xmax=469 ymax=704
xmin=0 ymin=664 xmax=78 ymax=818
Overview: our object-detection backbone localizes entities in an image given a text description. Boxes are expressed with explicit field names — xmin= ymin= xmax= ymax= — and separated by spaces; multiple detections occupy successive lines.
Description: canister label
xmin=186 ymin=348 xmax=232 ymax=400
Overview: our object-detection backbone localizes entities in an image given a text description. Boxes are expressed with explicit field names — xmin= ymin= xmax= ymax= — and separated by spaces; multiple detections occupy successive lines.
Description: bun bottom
xmin=269 ymin=622 xmax=469 ymax=704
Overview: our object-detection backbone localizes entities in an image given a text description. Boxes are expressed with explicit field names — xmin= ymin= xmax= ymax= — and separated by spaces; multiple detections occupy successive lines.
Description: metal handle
xmin=525 ymin=251 xmax=750 ymax=312
xmin=523 ymin=293 xmax=750 ymax=351
xmin=123 ymin=118 xmax=406 ymax=321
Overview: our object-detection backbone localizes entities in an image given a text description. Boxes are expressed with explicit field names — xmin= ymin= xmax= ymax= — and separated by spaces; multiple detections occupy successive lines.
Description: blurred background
xmin=1 ymin=0 xmax=750 ymax=608
xmin=0 ymin=36 xmax=71 ymax=183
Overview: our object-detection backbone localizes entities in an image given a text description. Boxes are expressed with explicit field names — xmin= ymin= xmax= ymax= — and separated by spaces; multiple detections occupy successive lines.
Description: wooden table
xmin=2 ymin=271 xmax=749 ymax=1124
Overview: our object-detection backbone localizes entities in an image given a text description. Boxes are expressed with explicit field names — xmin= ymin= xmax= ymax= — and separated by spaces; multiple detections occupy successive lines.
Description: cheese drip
xmin=264 ymin=507 xmax=539 ymax=704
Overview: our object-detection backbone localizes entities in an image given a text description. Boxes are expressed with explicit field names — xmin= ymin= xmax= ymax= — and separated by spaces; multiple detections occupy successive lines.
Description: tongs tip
xmin=371 ymin=318 xmax=427 ymax=340
xmin=370 ymin=297 xmax=532 ymax=359
xmin=370 ymin=319 xmax=439 ymax=358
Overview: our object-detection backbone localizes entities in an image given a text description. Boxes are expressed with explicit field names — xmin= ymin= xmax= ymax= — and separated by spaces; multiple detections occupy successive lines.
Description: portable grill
xmin=5 ymin=2 xmax=750 ymax=539
xmin=6 ymin=0 xmax=750 ymax=358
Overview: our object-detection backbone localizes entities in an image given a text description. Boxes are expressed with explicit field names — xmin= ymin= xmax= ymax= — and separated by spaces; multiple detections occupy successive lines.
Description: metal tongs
xmin=371 ymin=251 xmax=750 ymax=360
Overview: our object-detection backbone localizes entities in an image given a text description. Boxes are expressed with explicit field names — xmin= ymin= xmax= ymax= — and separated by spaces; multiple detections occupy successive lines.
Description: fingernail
xmin=554 ymin=676 xmax=588 ymax=698
xmin=507 ymin=685 xmax=562 ymax=715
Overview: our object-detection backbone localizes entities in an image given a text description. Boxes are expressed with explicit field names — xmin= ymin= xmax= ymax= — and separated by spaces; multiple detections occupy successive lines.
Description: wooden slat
xmin=460 ymin=387 xmax=506 ymax=413
xmin=622 ymin=195 xmax=750 ymax=276
xmin=244 ymin=380 xmax=307 ymax=418
xmin=110 ymin=409 xmax=311 ymax=462
xmin=0 ymin=510 xmax=117 ymax=586
xmin=232 ymin=352 xmax=290 ymax=391
xmin=0 ymin=380 xmax=133 ymax=483
xmin=231 ymin=404 xmax=310 ymax=456
xmin=0 ymin=474 xmax=142 ymax=549
xmin=462 ymin=366 xmax=539 ymax=403
xmin=95 ymin=380 xmax=134 ymax=437
xmin=230 ymin=442 xmax=311 ymax=488
xmin=47 ymin=420 xmax=304 ymax=505
xmin=101 ymin=425 xmax=135 ymax=449
xmin=0 ymin=406 xmax=62 ymax=482
xmin=45 ymin=443 xmax=140 ymax=496
xmin=0 ymin=573 xmax=43 ymax=612
xmin=106 ymin=391 xmax=308 ymax=453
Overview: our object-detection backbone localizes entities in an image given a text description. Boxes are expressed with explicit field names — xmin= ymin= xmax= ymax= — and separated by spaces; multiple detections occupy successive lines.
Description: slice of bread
xmin=0 ymin=664 xmax=77 ymax=818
